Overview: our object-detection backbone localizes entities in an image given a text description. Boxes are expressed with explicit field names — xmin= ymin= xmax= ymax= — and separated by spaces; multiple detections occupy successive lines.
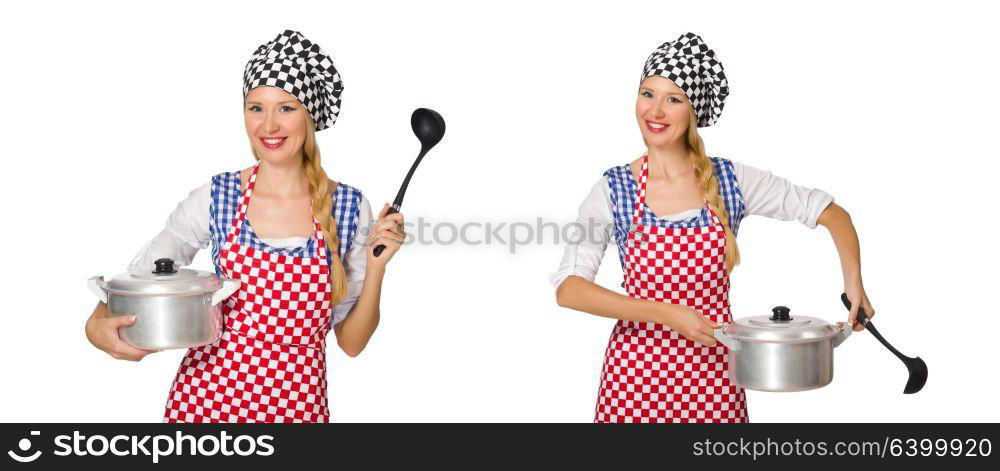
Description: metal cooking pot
xmin=714 ymin=306 xmax=852 ymax=392
xmin=87 ymin=258 xmax=240 ymax=350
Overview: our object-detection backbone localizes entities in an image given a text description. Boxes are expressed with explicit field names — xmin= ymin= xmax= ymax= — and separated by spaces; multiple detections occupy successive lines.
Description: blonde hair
xmin=251 ymin=115 xmax=349 ymax=306
xmin=302 ymin=116 xmax=349 ymax=305
xmin=684 ymin=107 xmax=741 ymax=273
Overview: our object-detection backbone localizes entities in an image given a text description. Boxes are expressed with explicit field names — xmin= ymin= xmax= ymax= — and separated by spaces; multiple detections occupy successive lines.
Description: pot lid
xmin=105 ymin=258 xmax=223 ymax=296
xmin=724 ymin=306 xmax=841 ymax=343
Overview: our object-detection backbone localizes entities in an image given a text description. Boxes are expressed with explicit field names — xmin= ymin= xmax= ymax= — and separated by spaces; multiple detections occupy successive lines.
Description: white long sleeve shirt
xmin=127 ymin=183 xmax=373 ymax=325
xmin=548 ymin=160 xmax=835 ymax=289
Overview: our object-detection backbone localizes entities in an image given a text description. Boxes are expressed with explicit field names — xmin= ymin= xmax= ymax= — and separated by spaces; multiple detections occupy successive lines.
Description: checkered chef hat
xmin=243 ymin=30 xmax=344 ymax=131
xmin=641 ymin=32 xmax=729 ymax=127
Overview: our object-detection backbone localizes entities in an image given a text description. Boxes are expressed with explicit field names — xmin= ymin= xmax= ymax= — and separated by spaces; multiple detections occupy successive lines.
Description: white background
xmin=1 ymin=0 xmax=997 ymax=423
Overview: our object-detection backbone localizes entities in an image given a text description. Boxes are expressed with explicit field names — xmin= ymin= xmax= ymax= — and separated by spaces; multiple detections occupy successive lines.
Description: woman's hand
xmin=366 ymin=203 xmax=406 ymax=267
xmin=85 ymin=304 xmax=159 ymax=361
xmin=844 ymin=280 xmax=875 ymax=332
xmin=661 ymin=304 xmax=721 ymax=347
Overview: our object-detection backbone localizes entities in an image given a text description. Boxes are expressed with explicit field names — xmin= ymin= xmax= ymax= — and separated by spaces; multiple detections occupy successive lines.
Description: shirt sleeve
xmin=733 ymin=161 xmax=834 ymax=229
xmin=127 ymin=183 xmax=212 ymax=274
xmin=548 ymin=176 xmax=615 ymax=290
xmin=331 ymin=194 xmax=371 ymax=325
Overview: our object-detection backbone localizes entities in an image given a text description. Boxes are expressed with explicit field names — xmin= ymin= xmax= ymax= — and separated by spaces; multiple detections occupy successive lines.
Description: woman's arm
xmin=87 ymin=182 xmax=211 ymax=360
xmin=556 ymin=276 xmax=719 ymax=347
xmin=549 ymin=178 xmax=614 ymax=288
xmin=551 ymin=177 xmax=719 ymax=346
xmin=333 ymin=202 xmax=404 ymax=356
xmin=816 ymin=202 xmax=875 ymax=331
xmin=556 ymin=276 xmax=671 ymax=323
xmin=733 ymin=161 xmax=874 ymax=329
xmin=733 ymin=161 xmax=834 ymax=229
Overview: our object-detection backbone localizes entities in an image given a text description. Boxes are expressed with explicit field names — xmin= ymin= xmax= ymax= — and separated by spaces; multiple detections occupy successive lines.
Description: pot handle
xmin=88 ymin=276 xmax=108 ymax=304
xmin=832 ymin=321 xmax=853 ymax=348
xmin=714 ymin=327 xmax=739 ymax=352
xmin=211 ymin=279 xmax=241 ymax=306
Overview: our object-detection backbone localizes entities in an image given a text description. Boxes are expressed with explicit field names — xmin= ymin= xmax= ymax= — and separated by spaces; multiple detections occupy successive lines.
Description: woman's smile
xmin=645 ymin=120 xmax=670 ymax=133
xmin=259 ymin=136 xmax=288 ymax=149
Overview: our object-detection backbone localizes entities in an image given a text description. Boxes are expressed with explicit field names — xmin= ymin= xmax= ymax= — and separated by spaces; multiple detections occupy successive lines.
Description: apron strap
xmin=313 ymin=218 xmax=328 ymax=261
xmin=706 ymin=202 xmax=723 ymax=229
xmin=630 ymin=155 xmax=649 ymax=228
xmin=227 ymin=162 xmax=261 ymax=241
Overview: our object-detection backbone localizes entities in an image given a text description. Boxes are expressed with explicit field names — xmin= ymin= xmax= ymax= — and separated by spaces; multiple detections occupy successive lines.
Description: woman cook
xmin=551 ymin=33 xmax=876 ymax=423
xmin=84 ymin=30 xmax=406 ymax=423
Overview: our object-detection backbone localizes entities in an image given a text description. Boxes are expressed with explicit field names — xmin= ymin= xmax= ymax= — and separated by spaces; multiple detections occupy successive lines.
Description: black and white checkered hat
xmin=243 ymin=30 xmax=344 ymax=131
xmin=641 ymin=32 xmax=729 ymax=128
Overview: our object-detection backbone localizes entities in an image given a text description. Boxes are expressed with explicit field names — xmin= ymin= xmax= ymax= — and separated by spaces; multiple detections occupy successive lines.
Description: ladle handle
xmin=372 ymin=205 xmax=400 ymax=257
xmin=840 ymin=293 xmax=907 ymax=362
xmin=392 ymin=147 xmax=429 ymax=209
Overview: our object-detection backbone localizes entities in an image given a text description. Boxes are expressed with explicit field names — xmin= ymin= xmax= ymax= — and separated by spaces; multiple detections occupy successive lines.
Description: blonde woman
xmin=550 ymin=33 xmax=875 ymax=423
xmin=84 ymin=30 xmax=405 ymax=422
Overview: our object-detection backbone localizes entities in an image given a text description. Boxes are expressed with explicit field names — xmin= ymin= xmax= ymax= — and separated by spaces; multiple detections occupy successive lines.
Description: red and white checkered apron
xmin=163 ymin=163 xmax=333 ymax=423
xmin=595 ymin=155 xmax=748 ymax=423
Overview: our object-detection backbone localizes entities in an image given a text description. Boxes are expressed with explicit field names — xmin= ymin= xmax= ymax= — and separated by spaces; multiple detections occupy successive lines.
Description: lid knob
xmin=770 ymin=306 xmax=793 ymax=322
xmin=153 ymin=258 xmax=177 ymax=275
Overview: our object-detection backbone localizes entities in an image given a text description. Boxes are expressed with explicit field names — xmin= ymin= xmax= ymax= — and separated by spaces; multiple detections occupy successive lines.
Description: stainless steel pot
xmin=88 ymin=258 xmax=240 ymax=350
xmin=714 ymin=306 xmax=852 ymax=392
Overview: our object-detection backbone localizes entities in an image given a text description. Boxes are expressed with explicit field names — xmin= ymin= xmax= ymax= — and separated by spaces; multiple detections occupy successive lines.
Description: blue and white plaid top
xmin=604 ymin=156 xmax=746 ymax=269
xmin=208 ymin=170 xmax=364 ymax=276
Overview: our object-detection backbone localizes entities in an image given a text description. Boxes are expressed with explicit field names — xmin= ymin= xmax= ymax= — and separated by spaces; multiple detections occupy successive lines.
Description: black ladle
xmin=840 ymin=293 xmax=927 ymax=394
xmin=373 ymin=108 xmax=446 ymax=257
